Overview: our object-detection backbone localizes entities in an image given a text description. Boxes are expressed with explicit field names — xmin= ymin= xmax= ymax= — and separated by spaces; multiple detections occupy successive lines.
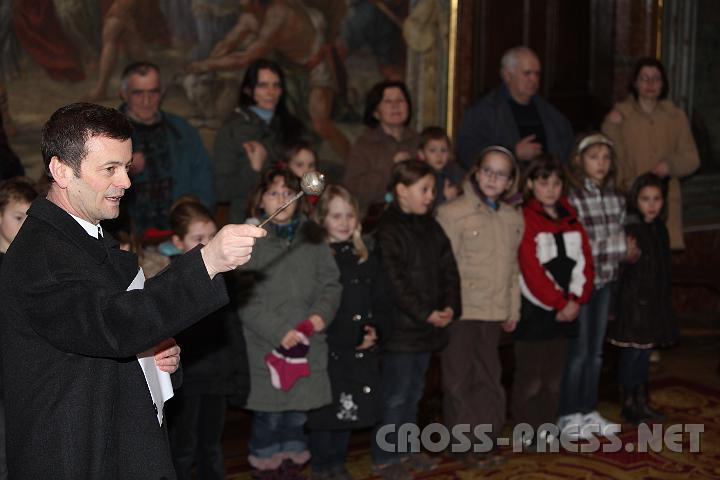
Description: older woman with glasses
xmin=602 ymin=57 xmax=699 ymax=249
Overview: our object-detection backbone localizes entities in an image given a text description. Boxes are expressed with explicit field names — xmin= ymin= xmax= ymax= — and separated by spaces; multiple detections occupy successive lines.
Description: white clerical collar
xmin=69 ymin=213 xmax=103 ymax=239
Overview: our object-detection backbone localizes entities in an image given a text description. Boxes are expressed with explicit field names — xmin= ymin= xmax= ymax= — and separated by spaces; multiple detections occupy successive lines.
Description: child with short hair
xmin=0 ymin=177 xmax=37 ymax=255
xmin=306 ymin=185 xmax=392 ymax=480
xmin=0 ymin=176 xmax=37 ymax=480
xmin=436 ymin=146 xmax=522 ymax=468
xmin=240 ymin=167 xmax=342 ymax=479
xmin=512 ymin=155 xmax=594 ymax=450
xmin=282 ymin=140 xmax=320 ymax=207
xmin=558 ymin=133 xmax=629 ymax=439
xmin=417 ymin=126 xmax=464 ymax=207
xmin=372 ymin=160 xmax=461 ymax=479
xmin=165 ymin=197 xmax=246 ymax=480
xmin=609 ymin=173 xmax=675 ymax=424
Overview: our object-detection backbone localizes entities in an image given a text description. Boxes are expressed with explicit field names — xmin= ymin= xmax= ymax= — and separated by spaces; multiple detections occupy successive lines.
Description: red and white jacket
xmin=518 ymin=197 xmax=594 ymax=311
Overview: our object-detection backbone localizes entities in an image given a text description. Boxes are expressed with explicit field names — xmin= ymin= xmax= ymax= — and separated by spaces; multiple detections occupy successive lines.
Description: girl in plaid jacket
xmin=558 ymin=133 xmax=634 ymax=440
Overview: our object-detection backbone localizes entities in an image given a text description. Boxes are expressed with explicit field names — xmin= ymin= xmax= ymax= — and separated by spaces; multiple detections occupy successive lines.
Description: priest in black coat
xmin=0 ymin=103 xmax=265 ymax=479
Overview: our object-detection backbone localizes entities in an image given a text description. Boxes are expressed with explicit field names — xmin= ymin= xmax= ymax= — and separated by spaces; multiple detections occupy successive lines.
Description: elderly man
xmin=119 ymin=61 xmax=215 ymax=235
xmin=0 ymin=103 xmax=265 ymax=479
xmin=457 ymin=46 xmax=574 ymax=169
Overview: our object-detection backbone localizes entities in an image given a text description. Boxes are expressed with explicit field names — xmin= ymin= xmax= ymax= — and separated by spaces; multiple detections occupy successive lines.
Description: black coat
xmin=0 ymin=198 xmax=229 ymax=480
xmin=376 ymin=205 xmax=461 ymax=352
xmin=172 ymin=268 xmax=249 ymax=400
xmin=307 ymin=241 xmax=392 ymax=430
xmin=609 ymin=216 xmax=676 ymax=347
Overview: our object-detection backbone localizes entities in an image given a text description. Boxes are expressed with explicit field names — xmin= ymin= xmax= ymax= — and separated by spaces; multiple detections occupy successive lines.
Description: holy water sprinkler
xmin=258 ymin=171 xmax=326 ymax=228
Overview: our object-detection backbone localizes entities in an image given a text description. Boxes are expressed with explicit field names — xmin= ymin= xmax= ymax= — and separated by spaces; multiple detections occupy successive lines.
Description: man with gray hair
xmin=119 ymin=61 xmax=215 ymax=235
xmin=457 ymin=46 xmax=573 ymax=169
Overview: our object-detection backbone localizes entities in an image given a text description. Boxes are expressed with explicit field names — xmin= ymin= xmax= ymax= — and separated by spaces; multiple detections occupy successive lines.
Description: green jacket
xmin=236 ymin=220 xmax=342 ymax=411
xmin=213 ymin=107 xmax=283 ymax=224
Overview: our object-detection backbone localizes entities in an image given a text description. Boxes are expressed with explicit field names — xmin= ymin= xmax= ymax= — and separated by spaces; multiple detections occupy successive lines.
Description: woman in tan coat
xmin=602 ymin=57 xmax=699 ymax=249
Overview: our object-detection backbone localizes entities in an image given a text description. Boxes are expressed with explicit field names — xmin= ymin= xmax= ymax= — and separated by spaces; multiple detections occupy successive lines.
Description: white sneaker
xmin=583 ymin=410 xmax=621 ymax=436
xmin=557 ymin=413 xmax=585 ymax=440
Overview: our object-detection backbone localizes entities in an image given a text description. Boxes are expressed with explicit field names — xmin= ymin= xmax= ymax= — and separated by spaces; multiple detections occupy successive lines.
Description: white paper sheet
xmin=127 ymin=268 xmax=175 ymax=426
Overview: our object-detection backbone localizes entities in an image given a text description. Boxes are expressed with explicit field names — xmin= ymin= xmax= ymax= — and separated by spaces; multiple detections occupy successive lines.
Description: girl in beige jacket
xmin=436 ymin=146 xmax=524 ymax=469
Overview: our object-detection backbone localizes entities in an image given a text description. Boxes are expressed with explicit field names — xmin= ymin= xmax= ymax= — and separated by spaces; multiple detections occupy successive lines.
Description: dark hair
xmin=389 ymin=159 xmax=434 ymax=193
xmin=469 ymin=145 xmax=519 ymax=202
xmin=629 ymin=57 xmax=669 ymax=100
xmin=522 ymin=154 xmax=566 ymax=201
xmin=567 ymin=132 xmax=618 ymax=191
xmin=281 ymin=139 xmax=317 ymax=167
xmin=248 ymin=166 xmax=303 ymax=219
xmin=0 ymin=176 xmax=38 ymax=211
xmin=627 ymin=173 xmax=668 ymax=221
xmin=363 ymin=81 xmax=412 ymax=128
xmin=120 ymin=61 xmax=161 ymax=92
xmin=238 ymin=59 xmax=304 ymax=143
xmin=169 ymin=195 xmax=216 ymax=238
xmin=419 ymin=126 xmax=451 ymax=150
xmin=41 ymin=103 xmax=133 ymax=180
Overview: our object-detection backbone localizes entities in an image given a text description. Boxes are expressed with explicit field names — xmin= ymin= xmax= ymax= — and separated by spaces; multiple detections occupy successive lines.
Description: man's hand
xmin=130 ymin=151 xmax=146 ymax=176
xmin=243 ymin=141 xmax=268 ymax=172
xmin=154 ymin=338 xmax=181 ymax=374
xmin=515 ymin=134 xmax=543 ymax=161
xmin=556 ymin=300 xmax=580 ymax=322
xmin=201 ymin=224 xmax=266 ymax=278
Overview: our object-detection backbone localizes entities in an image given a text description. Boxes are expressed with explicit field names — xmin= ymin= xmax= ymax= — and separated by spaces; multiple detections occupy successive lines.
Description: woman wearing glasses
xmin=602 ymin=57 xmax=699 ymax=249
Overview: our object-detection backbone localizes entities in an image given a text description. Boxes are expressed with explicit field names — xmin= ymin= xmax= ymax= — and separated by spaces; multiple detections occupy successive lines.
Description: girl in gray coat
xmin=238 ymin=167 xmax=342 ymax=479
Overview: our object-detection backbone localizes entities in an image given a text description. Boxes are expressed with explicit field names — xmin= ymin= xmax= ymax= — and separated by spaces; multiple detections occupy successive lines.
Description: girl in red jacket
xmin=511 ymin=155 xmax=594 ymax=451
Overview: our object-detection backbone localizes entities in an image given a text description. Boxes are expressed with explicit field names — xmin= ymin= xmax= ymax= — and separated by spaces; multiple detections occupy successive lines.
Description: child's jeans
xmin=248 ymin=410 xmax=309 ymax=470
xmin=371 ymin=352 xmax=431 ymax=466
xmin=559 ymin=283 xmax=613 ymax=416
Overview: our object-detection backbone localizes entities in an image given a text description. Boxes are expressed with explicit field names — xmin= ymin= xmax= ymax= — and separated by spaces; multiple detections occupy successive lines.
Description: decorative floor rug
xmin=226 ymin=377 xmax=720 ymax=479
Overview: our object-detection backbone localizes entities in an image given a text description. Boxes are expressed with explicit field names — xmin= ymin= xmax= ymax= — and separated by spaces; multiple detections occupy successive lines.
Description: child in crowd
xmin=512 ymin=156 xmax=594 ymax=450
xmin=372 ymin=160 xmax=461 ymax=480
xmin=0 ymin=176 xmax=36 ymax=480
xmin=0 ymin=177 xmax=37 ymax=257
xmin=558 ymin=133 xmax=630 ymax=439
xmin=417 ymin=126 xmax=464 ymax=207
xmin=240 ymin=167 xmax=342 ymax=479
xmin=436 ymin=146 xmax=522 ymax=468
xmin=306 ymin=185 xmax=392 ymax=480
xmin=165 ymin=197 xmax=246 ymax=480
xmin=282 ymin=140 xmax=320 ymax=207
xmin=608 ymin=173 xmax=675 ymax=424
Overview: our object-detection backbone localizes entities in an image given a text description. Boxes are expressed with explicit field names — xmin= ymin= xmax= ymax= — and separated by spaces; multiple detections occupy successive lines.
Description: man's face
xmin=65 ymin=136 xmax=132 ymax=225
xmin=122 ymin=70 xmax=162 ymax=124
xmin=502 ymin=53 xmax=541 ymax=104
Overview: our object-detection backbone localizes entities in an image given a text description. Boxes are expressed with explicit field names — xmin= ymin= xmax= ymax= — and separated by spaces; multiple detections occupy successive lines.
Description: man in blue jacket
xmin=457 ymin=46 xmax=574 ymax=169
xmin=119 ymin=61 xmax=215 ymax=235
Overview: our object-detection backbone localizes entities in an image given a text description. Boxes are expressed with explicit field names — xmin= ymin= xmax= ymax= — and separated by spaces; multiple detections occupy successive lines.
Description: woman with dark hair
xmin=214 ymin=58 xmax=305 ymax=223
xmin=343 ymin=81 xmax=419 ymax=216
xmin=602 ymin=57 xmax=699 ymax=249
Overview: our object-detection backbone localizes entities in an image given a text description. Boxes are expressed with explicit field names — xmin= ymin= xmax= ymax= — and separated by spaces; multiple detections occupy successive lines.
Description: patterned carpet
xmin=225 ymin=377 xmax=720 ymax=479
